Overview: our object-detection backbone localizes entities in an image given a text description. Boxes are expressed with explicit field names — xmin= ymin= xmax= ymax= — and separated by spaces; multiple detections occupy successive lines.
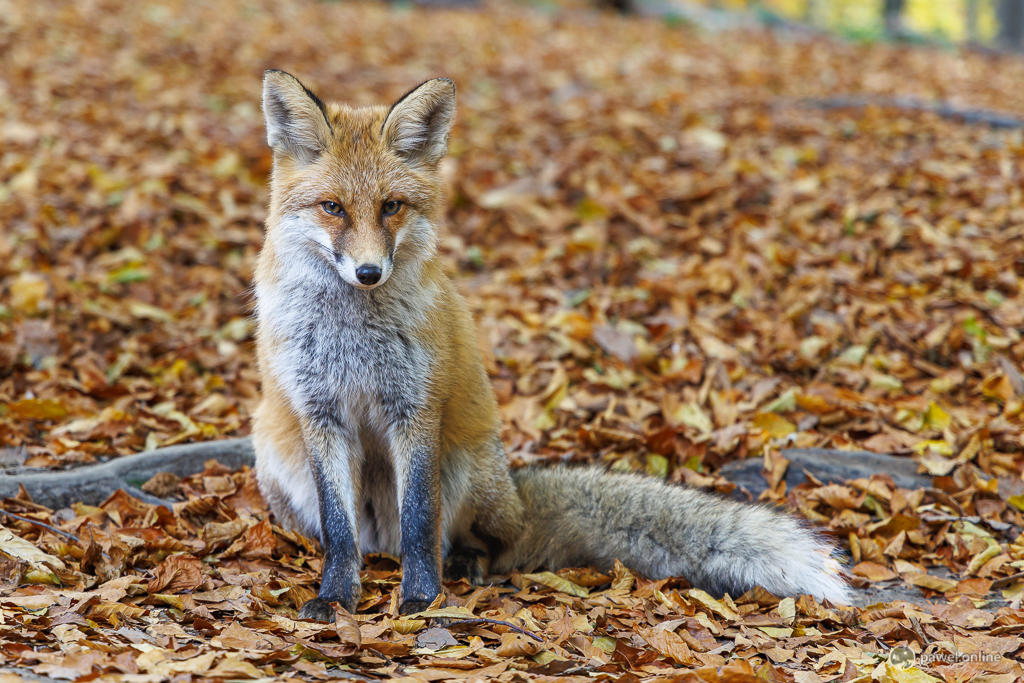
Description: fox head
xmin=261 ymin=70 xmax=454 ymax=290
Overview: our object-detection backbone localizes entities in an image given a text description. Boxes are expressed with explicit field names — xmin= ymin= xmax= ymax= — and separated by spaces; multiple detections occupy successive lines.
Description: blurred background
xmin=4 ymin=3 xmax=1024 ymax=674
xmin=620 ymin=0 xmax=1024 ymax=48
xmin=1 ymin=0 xmax=1023 ymax=485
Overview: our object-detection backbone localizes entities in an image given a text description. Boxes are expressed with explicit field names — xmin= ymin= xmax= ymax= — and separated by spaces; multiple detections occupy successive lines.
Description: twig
xmin=909 ymin=616 xmax=932 ymax=646
xmin=0 ymin=508 xmax=83 ymax=544
xmin=0 ymin=508 xmax=112 ymax=562
xmin=445 ymin=617 xmax=544 ymax=642
xmin=991 ymin=571 xmax=1024 ymax=590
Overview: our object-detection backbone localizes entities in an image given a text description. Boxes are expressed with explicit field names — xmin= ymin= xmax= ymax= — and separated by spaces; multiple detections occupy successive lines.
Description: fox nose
xmin=355 ymin=264 xmax=382 ymax=286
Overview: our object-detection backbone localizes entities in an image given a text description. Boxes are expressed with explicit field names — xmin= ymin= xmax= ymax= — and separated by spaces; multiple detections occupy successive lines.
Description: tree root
xmin=0 ymin=438 xmax=254 ymax=510
xmin=1 ymin=439 xmax=932 ymax=513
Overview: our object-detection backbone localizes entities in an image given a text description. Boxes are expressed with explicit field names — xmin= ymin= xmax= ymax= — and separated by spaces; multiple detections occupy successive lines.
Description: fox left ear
xmin=382 ymin=78 xmax=456 ymax=167
xmin=262 ymin=70 xmax=333 ymax=164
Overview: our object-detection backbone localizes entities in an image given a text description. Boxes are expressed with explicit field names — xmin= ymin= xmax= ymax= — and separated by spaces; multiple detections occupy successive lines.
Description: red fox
xmin=252 ymin=70 xmax=850 ymax=621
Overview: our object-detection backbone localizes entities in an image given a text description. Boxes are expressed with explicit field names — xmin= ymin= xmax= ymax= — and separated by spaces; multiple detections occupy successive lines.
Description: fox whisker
xmin=301 ymin=236 xmax=336 ymax=262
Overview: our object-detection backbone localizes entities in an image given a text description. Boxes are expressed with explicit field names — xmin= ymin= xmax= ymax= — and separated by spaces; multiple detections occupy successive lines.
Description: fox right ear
xmin=262 ymin=70 xmax=333 ymax=163
xmin=382 ymin=78 xmax=456 ymax=167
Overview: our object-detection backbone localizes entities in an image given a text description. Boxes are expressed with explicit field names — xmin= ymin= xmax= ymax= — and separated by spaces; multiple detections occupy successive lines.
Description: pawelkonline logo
xmin=889 ymin=646 xmax=1001 ymax=669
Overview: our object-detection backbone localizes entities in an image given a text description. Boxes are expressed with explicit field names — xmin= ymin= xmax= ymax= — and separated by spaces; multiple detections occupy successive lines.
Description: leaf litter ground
xmin=2 ymin=0 xmax=1024 ymax=681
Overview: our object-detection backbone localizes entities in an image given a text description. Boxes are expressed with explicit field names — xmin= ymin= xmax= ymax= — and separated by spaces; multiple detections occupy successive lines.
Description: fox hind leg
xmin=444 ymin=536 xmax=489 ymax=585
xmin=257 ymin=475 xmax=305 ymax=533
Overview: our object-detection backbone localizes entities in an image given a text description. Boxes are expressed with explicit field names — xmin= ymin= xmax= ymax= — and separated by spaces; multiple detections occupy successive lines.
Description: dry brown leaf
xmin=495 ymin=631 xmax=543 ymax=657
xmin=147 ymin=554 xmax=204 ymax=594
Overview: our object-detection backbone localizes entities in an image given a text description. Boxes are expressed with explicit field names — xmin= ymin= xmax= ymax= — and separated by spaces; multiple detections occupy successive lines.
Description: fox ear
xmin=382 ymin=78 xmax=455 ymax=167
xmin=262 ymin=70 xmax=333 ymax=163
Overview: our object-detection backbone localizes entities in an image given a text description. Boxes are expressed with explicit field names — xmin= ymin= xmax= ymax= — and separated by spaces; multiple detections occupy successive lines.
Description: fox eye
xmin=321 ymin=201 xmax=344 ymax=216
xmin=382 ymin=200 xmax=402 ymax=216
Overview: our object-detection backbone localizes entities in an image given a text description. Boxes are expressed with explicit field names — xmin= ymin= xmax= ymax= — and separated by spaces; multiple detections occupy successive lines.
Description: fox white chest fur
xmin=256 ymin=234 xmax=435 ymax=419
xmin=255 ymin=238 xmax=440 ymax=555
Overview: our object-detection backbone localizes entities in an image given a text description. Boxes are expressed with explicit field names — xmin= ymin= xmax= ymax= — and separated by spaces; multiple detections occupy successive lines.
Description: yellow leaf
xmin=50 ymin=416 xmax=100 ymax=437
xmin=930 ymin=375 xmax=958 ymax=394
xmin=206 ymin=657 xmax=265 ymax=679
xmin=532 ymin=409 xmax=557 ymax=431
xmin=870 ymin=373 xmax=903 ymax=392
xmin=954 ymin=519 xmax=993 ymax=539
xmin=129 ymin=301 xmax=174 ymax=322
xmin=752 ymin=412 xmax=796 ymax=439
xmin=523 ymin=572 xmax=589 ymax=598
xmin=0 ymin=594 xmax=56 ymax=611
xmin=202 ymin=517 xmax=257 ymax=548
xmin=836 ymin=345 xmax=867 ymax=366
xmin=851 ymin=561 xmax=898 ymax=582
xmin=150 ymin=594 xmax=186 ymax=610
xmin=8 ymin=398 xmax=67 ymax=421
xmin=611 ymin=560 xmax=635 ymax=591
xmin=922 ymin=402 xmax=951 ymax=431
xmin=390 ymin=618 xmax=426 ymax=634
xmin=669 ymin=401 xmax=714 ymax=434
xmin=22 ymin=569 xmax=62 ymax=585
xmin=955 ymin=433 xmax=982 ymax=465
xmin=531 ymin=650 xmax=560 ymax=666
xmin=90 ymin=601 xmax=147 ymax=625
xmin=495 ymin=632 xmax=543 ymax=657
xmin=762 ymin=388 xmax=798 ymax=413
xmin=571 ymin=614 xmax=593 ymax=633
xmin=0 ymin=528 xmax=66 ymax=571
xmin=51 ymin=624 xmax=87 ymax=643
xmin=640 ymin=627 xmax=696 ymax=665
xmin=687 ymin=589 xmax=739 ymax=621
xmin=799 ymin=336 xmax=828 ymax=360
xmin=966 ymin=543 xmax=1001 ymax=577
xmin=884 ymin=662 xmax=940 ymax=683
xmin=777 ymin=597 xmax=796 ymax=625
xmin=646 ymin=454 xmax=669 ymax=478
xmin=757 ymin=626 xmax=794 ymax=638
xmin=408 ymin=606 xmax=474 ymax=619
xmin=904 ymin=572 xmax=956 ymax=593
xmin=981 ymin=373 xmax=1014 ymax=403
xmin=558 ymin=567 xmax=612 ymax=587
xmin=218 ymin=316 xmax=252 ymax=342
xmin=916 ymin=450 xmax=957 ymax=476
xmin=9 ymin=272 xmax=50 ymax=314
xmin=695 ymin=333 xmax=739 ymax=361
xmin=146 ymin=652 xmax=219 ymax=676
xmin=913 ymin=440 xmax=953 ymax=456
xmin=331 ymin=605 xmax=362 ymax=651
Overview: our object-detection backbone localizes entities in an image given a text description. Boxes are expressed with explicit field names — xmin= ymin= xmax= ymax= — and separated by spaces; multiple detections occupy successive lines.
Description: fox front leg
xmin=299 ymin=418 xmax=363 ymax=622
xmin=391 ymin=427 xmax=444 ymax=615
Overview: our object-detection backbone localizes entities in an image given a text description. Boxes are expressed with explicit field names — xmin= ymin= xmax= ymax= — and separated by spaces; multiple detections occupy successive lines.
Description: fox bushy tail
xmin=494 ymin=467 xmax=850 ymax=604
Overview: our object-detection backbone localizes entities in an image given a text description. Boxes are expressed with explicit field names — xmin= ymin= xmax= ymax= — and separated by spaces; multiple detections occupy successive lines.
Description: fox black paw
xmin=399 ymin=598 xmax=433 ymax=616
xmin=298 ymin=597 xmax=336 ymax=622
xmin=443 ymin=546 xmax=486 ymax=585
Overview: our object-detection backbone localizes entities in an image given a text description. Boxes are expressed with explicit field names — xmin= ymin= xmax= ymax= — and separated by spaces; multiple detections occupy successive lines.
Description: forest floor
xmin=2 ymin=0 xmax=1024 ymax=681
